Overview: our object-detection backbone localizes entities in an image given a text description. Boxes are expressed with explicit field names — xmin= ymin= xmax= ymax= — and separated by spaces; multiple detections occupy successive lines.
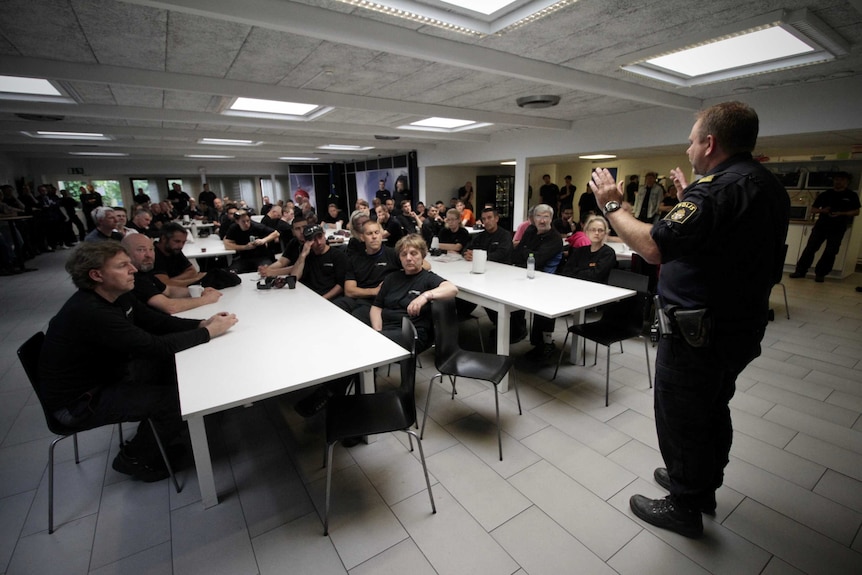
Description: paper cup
xmin=189 ymin=285 xmax=204 ymax=298
xmin=471 ymin=249 xmax=487 ymax=274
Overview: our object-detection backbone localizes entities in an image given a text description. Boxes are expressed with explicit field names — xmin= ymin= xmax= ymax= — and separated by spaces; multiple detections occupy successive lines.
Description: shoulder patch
xmin=665 ymin=201 xmax=698 ymax=224
xmin=696 ymin=174 xmax=715 ymax=184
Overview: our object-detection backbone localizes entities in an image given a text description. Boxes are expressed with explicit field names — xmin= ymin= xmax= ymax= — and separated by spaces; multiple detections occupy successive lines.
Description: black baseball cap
xmin=303 ymin=224 xmax=324 ymax=239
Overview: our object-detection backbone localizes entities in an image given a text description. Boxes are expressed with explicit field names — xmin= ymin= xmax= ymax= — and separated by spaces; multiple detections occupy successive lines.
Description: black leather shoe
xmin=112 ymin=450 xmax=170 ymax=483
xmin=815 ymin=276 xmax=825 ymax=283
xmin=630 ymin=494 xmax=703 ymax=538
xmin=653 ymin=468 xmax=716 ymax=515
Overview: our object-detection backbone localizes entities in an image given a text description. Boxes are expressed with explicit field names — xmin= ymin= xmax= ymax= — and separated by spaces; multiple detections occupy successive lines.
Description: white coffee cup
xmin=188 ymin=285 xmax=204 ymax=298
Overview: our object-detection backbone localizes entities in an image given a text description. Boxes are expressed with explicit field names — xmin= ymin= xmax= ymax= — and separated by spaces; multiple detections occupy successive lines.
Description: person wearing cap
xmin=258 ymin=217 xmax=307 ymax=277
xmin=790 ymin=171 xmax=860 ymax=282
xmin=223 ymin=210 xmax=279 ymax=274
xmin=291 ymin=224 xmax=348 ymax=300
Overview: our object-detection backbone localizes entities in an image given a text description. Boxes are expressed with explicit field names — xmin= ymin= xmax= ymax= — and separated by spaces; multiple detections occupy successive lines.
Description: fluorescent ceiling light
xmin=318 ymin=144 xmax=374 ymax=151
xmin=69 ymin=152 xmax=129 ymax=157
xmin=398 ymin=117 xmax=492 ymax=133
xmin=199 ymin=137 xmax=259 ymax=146
xmin=231 ymin=97 xmax=318 ymax=116
xmin=279 ymin=156 xmax=321 ymax=161
xmin=579 ymin=154 xmax=617 ymax=160
xmin=622 ymin=9 xmax=849 ymax=87
xmin=185 ymin=154 xmax=235 ymax=159
xmin=0 ymin=75 xmax=61 ymax=96
xmin=500 ymin=161 xmax=517 ymax=165
xmin=23 ymin=131 xmax=110 ymax=141
xmin=333 ymin=0 xmax=576 ymax=36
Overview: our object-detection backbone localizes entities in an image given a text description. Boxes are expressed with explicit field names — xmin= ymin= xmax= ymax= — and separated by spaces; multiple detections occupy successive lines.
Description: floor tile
xmin=529 ymin=399 xmax=631 ymax=456
xmin=443 ymin=413 xmax=540 ymax=479
xmin=252 ymin=512 xmax=347 ymax=575
xmin=88 ymin=541 xmax=173 ymax=575
xmin=349 ymin=538 xmax=436 ymax=575
xmin=0 ymin=491 xmax=34 ymax=572
xmin=813 ymin=469 xmax=862 ymax=513
xmin=784 ymin=432 xmax=862 ymax=482
xmin=607 ymin=529 xmax=711 ymax=575
xmin=764 ymin=404 xmax=862 ymax=454
xmin=6 ymin=514 xmax=96 ymax=575
xmin=347 ymin=432 xmax=438 ymax=507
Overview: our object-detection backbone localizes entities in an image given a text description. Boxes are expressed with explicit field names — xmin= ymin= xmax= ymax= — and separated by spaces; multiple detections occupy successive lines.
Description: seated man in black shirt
xmin=420 ymin=204 xmax=444 ymax=247
xmin=222 ymin=210 xmax=279 ymax=274
xmin=292 ymin=225 xmax=348 ymax=300
xmin=437 ymin=208 xmax=471 ymax=253
xmin=333 ymin=219 xmax=412 ymax=322
xmin=258 ymin=216 xmax=306 ymax=277
xmin=464 ymin=207 xmax=513 ymax=264
xmin=40 ymin=242 xmax=237 ymax=481
xmin=153 ymin=223 xmax=207 ymax=287
xmin=375 ymin=205 xmax=405 ymax=248
xmin=321 ymin=203 xmax=348 ymax=230
xmin=394 ymin=199 xmax=421 ymax=234
xmin=123 ymin=234 xmax=222 ymax=314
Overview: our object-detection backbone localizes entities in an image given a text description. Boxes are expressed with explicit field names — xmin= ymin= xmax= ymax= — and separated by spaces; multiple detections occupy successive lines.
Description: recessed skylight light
xmin=0 ymin=75 xmax=61 ymax=96
xmin=185 ymin=154 xmax=235 ymax=159
xmin=231 ymin=97 xmax=319 ymax=116
xmin=23 ymin=131 xmax=110 ymax=141
xmin=579 ymin=154 xmax=617 ymax=160
xmin=317 ymin=144 xmax=374 ymax=151
xmin=279 ymin=156 xmax=321 ymax=161
xmin=68 ymin=152 xmax=129 ymax=157
xmin=437 ymin=0 xmax=519 ymax=16
xmin=398 ymin=117 xmax=491 ymax=133
xmin=622 ymin=9 xmax=849 ymax=87
xmin=199 ymin=138 xmax=259 ymax=146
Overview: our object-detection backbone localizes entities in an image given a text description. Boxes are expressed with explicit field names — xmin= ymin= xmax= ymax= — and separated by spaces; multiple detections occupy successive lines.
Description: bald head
xmin=122 ymin=233 xmax=155 ymax=272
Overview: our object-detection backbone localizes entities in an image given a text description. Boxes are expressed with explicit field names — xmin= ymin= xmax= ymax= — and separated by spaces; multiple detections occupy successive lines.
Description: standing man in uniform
xmin=590 ymin=101 xmax=789 ymax=538
xmin=789 ymin=171 xmax=859 ymax=282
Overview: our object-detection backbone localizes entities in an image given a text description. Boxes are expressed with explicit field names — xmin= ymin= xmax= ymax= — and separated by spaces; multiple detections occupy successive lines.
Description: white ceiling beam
xmin=125 ymin=0 xmax=701 ymax=111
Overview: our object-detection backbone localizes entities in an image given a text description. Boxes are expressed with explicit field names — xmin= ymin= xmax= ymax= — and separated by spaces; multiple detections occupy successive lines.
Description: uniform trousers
xmin=654 ymin=329 xmax=762 ymax=511
xmin=794 ymin=224 xmax=846 ymax=278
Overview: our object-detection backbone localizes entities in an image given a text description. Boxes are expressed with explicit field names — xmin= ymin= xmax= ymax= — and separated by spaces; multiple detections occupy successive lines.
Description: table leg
xmin=569 ymin=309 xmax=586 ymax=366
xmin=188 ymin=415 xmax=218 ymax=508
xmin=496 ymin=305 xmax=510 ymax=393
xmin=359 ymin=368 xmax=378 ymax=444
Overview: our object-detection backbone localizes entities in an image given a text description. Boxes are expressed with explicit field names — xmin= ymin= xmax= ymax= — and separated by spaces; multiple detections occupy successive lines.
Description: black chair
xmin=17 ymin=332 xmax=181 ymax=534
xmin=323 ymin=318 xmax=435 ymax=536
xmin=552 ymin=270 xmax=653 ymax=406
xmin=421 ymin=298 xmax=521 ymax=461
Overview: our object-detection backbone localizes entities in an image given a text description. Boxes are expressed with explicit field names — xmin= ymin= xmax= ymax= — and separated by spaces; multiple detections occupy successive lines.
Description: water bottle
xmin=527 ymin=253 xmax=535 ymax=279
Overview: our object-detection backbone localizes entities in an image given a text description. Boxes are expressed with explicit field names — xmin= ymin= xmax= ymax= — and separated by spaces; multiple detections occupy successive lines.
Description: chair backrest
xmin=17 ymin=332 xmax=67 ymax=435
xmin=602 ymin=270 xmax=650 ymax=328
xmin=431 ymin=298 xmax=461 ymax=369
xmin=398 ymin=317 xmax=419 ymax=425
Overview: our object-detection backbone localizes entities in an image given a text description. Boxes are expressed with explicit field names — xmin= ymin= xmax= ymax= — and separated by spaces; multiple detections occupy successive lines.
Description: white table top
xmin=182 ymin=234 xmax=236 ymax=259
xmin=428 ymin=257 xmax=634 ymax=319
xmin=175 ymin=273 xmax=409 ymax=419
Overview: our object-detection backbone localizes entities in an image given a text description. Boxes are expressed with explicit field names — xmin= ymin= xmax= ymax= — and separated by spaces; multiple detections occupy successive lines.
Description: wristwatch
xmin=603 ymin=200 xmax=622 ymax=215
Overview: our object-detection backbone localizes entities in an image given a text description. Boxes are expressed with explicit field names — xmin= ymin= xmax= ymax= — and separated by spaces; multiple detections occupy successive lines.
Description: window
xmin=57 ymin=179 xmax=123 ymax=206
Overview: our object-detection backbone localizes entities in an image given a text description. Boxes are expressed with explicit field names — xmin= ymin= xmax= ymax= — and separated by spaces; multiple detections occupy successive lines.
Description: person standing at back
xmin=789 ymin=171 xmax=859 ymax=282
xmin=590 ymin=101 xmax=789 ymax=539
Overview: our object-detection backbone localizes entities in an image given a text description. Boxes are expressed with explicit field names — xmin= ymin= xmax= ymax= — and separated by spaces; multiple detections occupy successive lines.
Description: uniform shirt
xmin=39 ymin=290 xmax=208 ymax=412
xmin=468 ymin=227 xmax=512 ymax=263
xmin=132 ymin=270 xmax=168 ymax=305
xmin=346 ymin=246 xmax=401 ymax=290
xmin=811 ymin=188 xmax=860 ymax=232
xmin=300 ymin=247 xmax=348 ymax=296
xmin=437 ymin=226 xmax=470 ymax=252
xmin=380 ymin=217 xmax=405 ymax=248
xmin=225 ymin=221 xmax=276 ymax=261
xmin=539 ymin=183 xmax=560 ymax=207
xmin=559 ymin=245 xmax=616 ymax=284
xmin=281 ymin=238 xmax=303 ymax=265
xmin=153 ymin=245 xmax=193 ymax=278
xmin=652 ymin=153 xmax=789 ymax=327
xmin=373 ymin=269 xmax=445 ymax=338
xmin=421 ymin=218 xmax=443 ymax=247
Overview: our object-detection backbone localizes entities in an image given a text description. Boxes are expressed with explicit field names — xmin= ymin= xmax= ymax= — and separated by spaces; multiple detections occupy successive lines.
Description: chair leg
xmin=48 ymin=435 xmax=67 ymax=534
xmin=117 ymin=423 xmax=124 ymax=449
xmin=512 ymin=372 xmax=523 ymax=415
xmin=643 ymin=337 xmax=653 ymax=389
xmin=449 ymin=375 xmax=457 ymax=399
xmin=780 ymin=283 xmax=789 ymax=319
xmin=605 ymin=345 xmax=611 ymax=407
xmin=323 ymin=442 xmax=335 ymax=536
xmin=147 ymin=419 xmax=181 ymax=494
xmin=73 ymin=433 xmax=79 ymax=464
xmin=421 ymin=374 xmax=441 ymax=439
xmin=552 ymin=330 xmax=572 ymax=380
xmin=494 ymin=385 xmax=503 ymax=461
xmin=404 ymin=429 xmax=436 ymax=514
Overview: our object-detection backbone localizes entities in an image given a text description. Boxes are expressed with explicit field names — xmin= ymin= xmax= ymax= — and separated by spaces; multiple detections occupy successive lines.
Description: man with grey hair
xmin=39 ymin=241 xmax=237 ymax=482
xmin=84 ymin=206 xmax=122 ymax=242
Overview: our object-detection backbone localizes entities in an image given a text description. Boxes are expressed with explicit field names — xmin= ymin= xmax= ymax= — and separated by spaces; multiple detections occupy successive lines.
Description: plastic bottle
xmin=527 ymin=253 xmax=535 ymax=279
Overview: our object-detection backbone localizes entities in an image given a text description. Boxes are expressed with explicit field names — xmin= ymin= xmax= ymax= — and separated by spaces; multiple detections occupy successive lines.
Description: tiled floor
xmin=1 ymin=249 xmax=861 ymax=575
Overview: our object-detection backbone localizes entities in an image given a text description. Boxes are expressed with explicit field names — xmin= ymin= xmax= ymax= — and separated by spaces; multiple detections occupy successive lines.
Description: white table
xmin=182 ymin=235 xmax=236 ymax=269
xmin=428 ymin=257 xmax=635 ymax=390
xmin=175 ymin=274 xmax=409 ymax=508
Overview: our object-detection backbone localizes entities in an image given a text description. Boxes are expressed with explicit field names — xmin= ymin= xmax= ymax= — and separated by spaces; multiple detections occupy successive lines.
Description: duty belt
xmin=653 ymin=295 xmax=712 ymax=348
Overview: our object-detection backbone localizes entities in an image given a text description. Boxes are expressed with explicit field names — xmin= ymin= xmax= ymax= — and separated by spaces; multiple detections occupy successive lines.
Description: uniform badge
xmin=666 ymin=201 xmax=697 ymax=224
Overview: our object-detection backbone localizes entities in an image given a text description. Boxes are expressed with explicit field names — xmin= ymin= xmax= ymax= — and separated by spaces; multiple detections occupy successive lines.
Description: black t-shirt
xmin=373 ymin=269 xmax=445 ymax=337
xmin=812 ymin=189 xmax=861 ymax=232
xmin=540 ymin=183 xmax=560 ymax=206
xmin=225 ymin=221 xmax=276 ymax=260
xmin=132 ymin=270 xmax=167 ymax=305
xmin=437 ymin=226 xmax=470 ymax=251
xmin=198 ymin=190 xmax=216 ymax=208
xmin=380 ymin=217 xmax=405 ymax=248
xmin=469 ymin=227 xmax=512 ymax=263
xmin=421 ymin=219 xmax=442 ymax=247
xmin=153 ymin=245 xmax=193 ymax=278
xmin=578 ymin=191 xmax=600 ymax=217
xmin=300 ymin=247 xmax=348 ymax=296
xmin=321 ymin=210 xmax=348 ymax=228
xmin=280 ymin=238 xmax=303 ymax=265
xmin=346 ymin=246 xmax=401 ymax=289
xmin=559 ymin=245 xmax=616 ymax=284
xmin=511 ymin=227 xmax=563 ymax=273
